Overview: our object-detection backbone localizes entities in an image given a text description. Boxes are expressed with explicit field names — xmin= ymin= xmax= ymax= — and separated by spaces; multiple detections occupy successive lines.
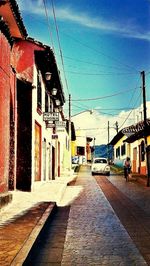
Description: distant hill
xmin=94 ymin=144 xmax=113 ymax=159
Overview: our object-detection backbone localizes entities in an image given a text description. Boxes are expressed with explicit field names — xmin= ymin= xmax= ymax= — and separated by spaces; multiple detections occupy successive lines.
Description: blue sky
xmin=17 ymin=0 xmax=150 ymax=143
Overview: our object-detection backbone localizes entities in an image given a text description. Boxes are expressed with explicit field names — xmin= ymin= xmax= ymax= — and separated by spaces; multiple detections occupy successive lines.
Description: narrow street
xmin=24 ymin=165 xmax=150 ymax=265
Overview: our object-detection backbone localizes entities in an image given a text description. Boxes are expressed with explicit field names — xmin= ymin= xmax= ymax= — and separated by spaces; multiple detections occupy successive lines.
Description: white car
xmin=91 ymin=157 xmax=110 ymax=176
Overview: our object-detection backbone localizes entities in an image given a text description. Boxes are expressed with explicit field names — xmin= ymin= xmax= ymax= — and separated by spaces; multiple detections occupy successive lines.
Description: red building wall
xmin=9 ymin=67 xmax=17 ymax=190
xmin=12 ymin=40 xmax=45 ymax=82
xmin=0 ymin=32 xmax=11 ymax=193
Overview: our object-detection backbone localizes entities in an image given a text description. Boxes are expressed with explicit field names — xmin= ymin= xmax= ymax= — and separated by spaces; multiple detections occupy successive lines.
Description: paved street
xmin=61 ymin=165 xmax=148 ymax=265
xmin=1 ymin=164 xmax=150 ymax=265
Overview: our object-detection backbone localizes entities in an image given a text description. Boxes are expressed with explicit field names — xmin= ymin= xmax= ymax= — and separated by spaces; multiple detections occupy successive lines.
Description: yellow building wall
xmin=71 ymin=141 xmax=76 ymax=157
xmin=114 ymin=136 xmax=127 ymax=149
xmin=147 ymin=136 xmax=150 ymax=145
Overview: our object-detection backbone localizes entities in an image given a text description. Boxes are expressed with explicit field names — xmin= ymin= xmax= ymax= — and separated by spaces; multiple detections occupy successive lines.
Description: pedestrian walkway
xmin=0 ymin=173 xmax=77 ymax=266
xmin=61 ymin=165 xmax=147 ymax=265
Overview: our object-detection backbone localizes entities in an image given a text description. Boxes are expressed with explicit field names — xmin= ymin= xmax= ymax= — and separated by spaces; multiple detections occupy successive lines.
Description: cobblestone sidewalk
xmin=0 ymin=202 xmax=55 ymax=266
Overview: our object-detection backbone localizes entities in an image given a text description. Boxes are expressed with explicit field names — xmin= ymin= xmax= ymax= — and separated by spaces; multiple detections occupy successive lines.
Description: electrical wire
xmin=62 ymin=32 xmax=139 ymax=73
xmin=63 ymin=55 xmax=137 ymax=71
xmin=119 ymin=89 xmax=142 ymax=129
xmin=51 ymin=0 xmax=70 ymax=96
xmin=71 ymin=86 xmax=139 ymax=102
xmin=116 ymin=76 xmax=142 ymax=129
xmin=64 ymin=70 xmax=137 ymax=76
xmin=42 ymin=0 xmax=55 ymax=52
xmin=19 ymin=9 xmax=141 ymax=73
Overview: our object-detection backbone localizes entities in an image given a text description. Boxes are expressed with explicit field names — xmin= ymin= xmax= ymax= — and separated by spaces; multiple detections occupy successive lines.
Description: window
xmin=121 ymin=144 xmax=126 ymax=156
xmin=116 ymin=147 xmax=120 ymax=158
xmin=94 ymin=159 xmax=107 ymax=164
xmin=37 ymin=70 xmax=42 ymax=109
xmin=77 ymin=146 xmax=85 ymax=156
xmin=141 ymin=141 xmax=145 ymax=162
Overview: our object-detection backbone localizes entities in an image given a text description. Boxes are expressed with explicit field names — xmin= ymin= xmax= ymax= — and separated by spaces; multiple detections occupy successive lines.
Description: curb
xmin=56 ymin=174 xmax=77 ymax=205
xmin=0 ymin=192 xmax=12 ymax=208
xmin=10 ymin=202 xmax=56 ymax=266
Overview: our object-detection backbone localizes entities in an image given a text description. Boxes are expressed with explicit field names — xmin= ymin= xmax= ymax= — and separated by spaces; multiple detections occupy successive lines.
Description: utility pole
xmin=107 ymin=121 xmax=110 ymax=161
xmin=93 ymin=137 xmax=96 ymax=159
xmin=115 ymin=121 xmax=119 ymax=133
xmin=69 ymin=94 xmax=72 ymax=170
xmin=141 ymin=71 xmax=150 ymax=186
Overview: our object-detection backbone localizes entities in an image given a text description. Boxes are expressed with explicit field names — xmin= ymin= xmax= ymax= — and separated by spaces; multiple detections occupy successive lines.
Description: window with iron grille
xmin=37 ymin=70 xmax=42 ymax=109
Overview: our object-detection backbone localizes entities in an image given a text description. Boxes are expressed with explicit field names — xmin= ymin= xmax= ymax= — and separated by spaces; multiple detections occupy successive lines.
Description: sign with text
xmin=46 ymin=122 xmax=55 ymax=128
xmin=52 ymin=134 xmax=58 ymax=139
xmin=55 ymin=121 xmax=66 ymax=127
xmin=43 ymin=112 xmax=59 ymax=121
xmin=56 ymin=128 xmax=65 ymax=132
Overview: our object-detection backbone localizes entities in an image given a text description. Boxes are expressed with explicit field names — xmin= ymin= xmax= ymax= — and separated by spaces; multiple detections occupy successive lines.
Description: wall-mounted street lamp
xmin=45 ymin=72 xmax=52 ymax=81
xmin=55 ymin=99 xmax=60 ymax=106
xmin=52 ymin=87 xmax=57 ymax=96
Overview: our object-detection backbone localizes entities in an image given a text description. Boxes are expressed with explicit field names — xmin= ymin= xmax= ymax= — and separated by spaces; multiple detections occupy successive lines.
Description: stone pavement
xmin=96 ymin=175 xmax=150 ymax=265
xmin=0 ymin=202 xmax=55 ymax=266
xmin=61 ymin=165 xmax=148 ymax=265
xmin=0 ymin=172 xmax=77 ymax=266
xmin=1 ymin=166 xmax=150 ymax=265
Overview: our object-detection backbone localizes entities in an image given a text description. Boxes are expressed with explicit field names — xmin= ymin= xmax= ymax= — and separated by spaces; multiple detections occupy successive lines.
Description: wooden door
xmin=34 ymin=122 xmax=41 ymax=181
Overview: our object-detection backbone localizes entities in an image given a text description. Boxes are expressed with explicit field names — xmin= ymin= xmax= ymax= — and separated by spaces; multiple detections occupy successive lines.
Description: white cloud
xmin=71 ymin=102 xmax=150 ymax=145
xmin=19 ymin=1 xmax=150 ymax=42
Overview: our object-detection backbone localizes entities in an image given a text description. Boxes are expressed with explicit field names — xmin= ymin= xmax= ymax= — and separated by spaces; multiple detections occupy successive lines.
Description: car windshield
xmin=94 ymin=159 xmax=107 ymax=164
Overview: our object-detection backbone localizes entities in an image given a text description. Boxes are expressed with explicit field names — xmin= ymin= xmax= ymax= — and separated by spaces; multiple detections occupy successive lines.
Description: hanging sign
xmin=55 ymin=121 xmax=66 ymax=127
xmin=52 ymin=134 xmax=58 ymax=139
xmin=46 ymin=122 xmax=55 ymax=128
xmin=43 ymin=112 xmax=59 ymax=121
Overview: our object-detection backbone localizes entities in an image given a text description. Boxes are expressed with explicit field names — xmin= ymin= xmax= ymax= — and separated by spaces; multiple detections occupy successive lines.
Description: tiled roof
xmin=110 ymin=119 xmax=150 ymax=145
xmin=8 ymin=0 xmax=27 ymax=37
xmin=122 ymin=119 xmax=150 ymax=135
xmin=0 ymin=16 xmax=13 ymax=45
xmin=26 ymin=37 xmax=50 ymax=49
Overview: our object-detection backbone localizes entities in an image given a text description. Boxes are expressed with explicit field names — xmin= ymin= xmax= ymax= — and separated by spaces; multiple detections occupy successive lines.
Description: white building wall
xmin=56 ymin=128 xmax=70 ymax=173
xmin=31 ymin=66 xmax=54 ymax=190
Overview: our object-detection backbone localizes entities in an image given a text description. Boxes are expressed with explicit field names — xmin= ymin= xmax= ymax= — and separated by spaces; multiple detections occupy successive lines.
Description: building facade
xmin=110 ymin=119 xmax=150 ymax=175
xmin=0 ymin=0 xmax=27 ymax=200
xmin=12 ymin=38 xmax=66 ymax=191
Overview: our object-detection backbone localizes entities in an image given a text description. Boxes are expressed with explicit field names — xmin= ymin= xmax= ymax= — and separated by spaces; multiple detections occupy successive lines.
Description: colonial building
xmin=110 ymin=119 xmax=150 ymax=175
xmin=0 ymin=0 xmax=27 ymax=204
xmin=12 ymin=37 xmax=66 ymax=191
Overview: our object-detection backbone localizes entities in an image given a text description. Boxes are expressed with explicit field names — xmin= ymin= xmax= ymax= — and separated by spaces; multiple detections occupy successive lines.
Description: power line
xmin=62 ymin=32 xmax=139 ymax=73
xmin=42 ymin=0 xmax=55 ymax=51
xmin=21 ymin=11 xmax=141 ymax=74
xmin=63 ymin=55 xmax=137 ymax=71
xmin=116 ymin=76 xmax=142 ymax=129
xmin=71 ymin=87 xmax=139 ymax=102
xmin=70 ymin=105 xmax=135 ymax=111
xmin=119 ymin=89 xmax=142 ymax=129
xmin=51 ymin=0 xmax=70 ymax=95
xmin=64 ymin=70 xmax=137 ymax=76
